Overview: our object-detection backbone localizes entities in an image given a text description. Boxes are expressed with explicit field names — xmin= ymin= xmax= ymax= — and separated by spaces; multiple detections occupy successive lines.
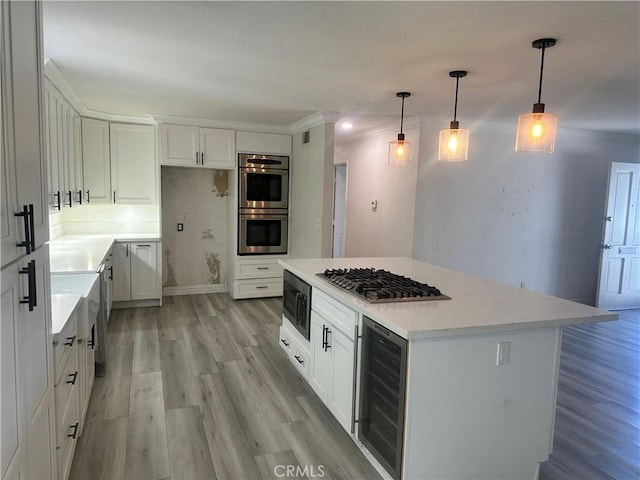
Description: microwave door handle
xmin=295 ymin=292 xmax=303 ymax=326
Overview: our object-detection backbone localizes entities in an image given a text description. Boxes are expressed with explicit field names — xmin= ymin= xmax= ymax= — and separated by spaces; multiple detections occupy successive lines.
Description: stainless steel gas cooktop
xmin=318 ymin=268 xmax=451 ymax=304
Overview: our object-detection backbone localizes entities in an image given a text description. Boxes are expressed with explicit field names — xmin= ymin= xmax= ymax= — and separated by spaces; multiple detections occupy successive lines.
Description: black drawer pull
xmin=68 ymin=422 xmax=79 ymax=439
xmin=77 ymin=190 xmax=83 ymax=205
xmin=294 ymin=355 xmax=304 ymax=365
xmin=18 ymin=260 xmax=36 ymax=311
xmin=14 ymin=205 xmax=32 ymax=254
xmin=66 ymin=371 xmax=78 ymax=385
xmin=54 ymin=191 xmax=61 ymax=211
xmin=255 ymin=285 xmax=268 ymax=289
xmin=67 ymin=190 xmax=72 ymax=208
xmin=64 ymin=336 xmax=76 ymax=346
xmin=280 ymin=338 xmax=290 ymax=347
xmin=257 ymin=266 xmax=270 ymax=270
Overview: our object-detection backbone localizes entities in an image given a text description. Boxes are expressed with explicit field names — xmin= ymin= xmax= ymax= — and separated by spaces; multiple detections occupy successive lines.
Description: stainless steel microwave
xmin=238 ymin=210 xmax=288 ymax=255
xmin=238 ymin=153 xmax=289 ymax=210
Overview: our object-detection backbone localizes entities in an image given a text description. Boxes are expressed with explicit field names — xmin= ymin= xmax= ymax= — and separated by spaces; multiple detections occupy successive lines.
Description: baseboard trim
xmin=162 ymin=284 xmax=227 ymax=296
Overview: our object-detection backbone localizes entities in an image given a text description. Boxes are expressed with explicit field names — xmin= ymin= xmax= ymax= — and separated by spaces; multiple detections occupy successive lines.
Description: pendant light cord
xmin=537 ymin=45 xmax=546 ymax=104
xmin=453 ymin=76 xmax=460 ymax=122
xmin=400 ymin=95 xmax=405 ymax=134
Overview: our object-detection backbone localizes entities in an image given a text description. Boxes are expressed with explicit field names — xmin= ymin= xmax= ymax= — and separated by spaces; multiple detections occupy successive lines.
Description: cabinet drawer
xmin=290 ymin=345 xmax=309 ymax=379
xmin=312 ymin=289 xmax=357 ymax=339
xmin=278 ymin=325 xmax=294 ymax=355
xmin=236 ymin=260 xmax=283 ymax=279
xmin=234 ymin=278 xmax=283 ymax=298
xmin=54 ymin=350 xmax=78 ymax=421
xmin=56 ymin=384 xmax=79 ymax=480
xmin=54 ymin=313 xmax=77 ymax=382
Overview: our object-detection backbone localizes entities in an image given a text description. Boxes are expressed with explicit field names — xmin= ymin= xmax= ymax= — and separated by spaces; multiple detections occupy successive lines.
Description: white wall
xmin=336 ymin=125 xmax=419 ymax=258
xmin=290 ymin=123 xmax=335 ymax=258
xmin=413 ymin=124 xmax=640 ymax=304
xmin=54 ymin=203 xmax=160 ymax=236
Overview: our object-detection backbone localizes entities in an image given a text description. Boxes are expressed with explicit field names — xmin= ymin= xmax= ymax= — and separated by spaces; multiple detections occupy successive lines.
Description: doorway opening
xmin=332 ymin=164 xmax=347 ymax=258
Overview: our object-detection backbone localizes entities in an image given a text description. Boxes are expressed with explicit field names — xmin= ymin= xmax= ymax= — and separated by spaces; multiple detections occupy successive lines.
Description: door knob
xmin=605 ymin=216 xmax=612 ymax=222
xmin=603 ymin=244 xmax=612 ymax=250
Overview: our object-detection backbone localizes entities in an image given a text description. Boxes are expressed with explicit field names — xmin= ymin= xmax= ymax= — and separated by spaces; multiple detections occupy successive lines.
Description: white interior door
xmin=332 ymin=164 xmax=347 ymax=258
xmin=596 ymin=162 xmax=640 ymax=310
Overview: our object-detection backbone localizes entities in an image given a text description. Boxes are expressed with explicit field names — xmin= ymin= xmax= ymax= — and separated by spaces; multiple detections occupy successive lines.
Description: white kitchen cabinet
xmin=309 ymin=289 xmax=357 ymax=433
xmin=160 ymin=123 xmax=235 ymax=169
xmin=279 ymin=320 xmax=310 ymax=380
xmin=110 ymin=123 xmax=156 ymax=204
xmin=81 ymin=118 xmax=111 ymax=204
xmin=0 ymin=1 xmax=48 ymax=266
xmin=112 ymin=241 xmax=161 ymax=303
xmin=52 ymin=297 xmax=80 ymax=480
xmin=1 ymin=4 xmax=55 ymax=477
xmin=236 ymin=130 xmax=291 ymax=155
xmin=230 ymin=257 xmax=284 ymax=299
xmin=1 ymin=247 xmax=56 ymax=480
xmin=71 ymin=111 xmax=84 ymax=205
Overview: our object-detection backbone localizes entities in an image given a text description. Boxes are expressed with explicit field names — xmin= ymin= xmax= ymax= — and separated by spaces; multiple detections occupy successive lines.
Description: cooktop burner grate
xmin=318 ymin=268 xmax=450 ymax=303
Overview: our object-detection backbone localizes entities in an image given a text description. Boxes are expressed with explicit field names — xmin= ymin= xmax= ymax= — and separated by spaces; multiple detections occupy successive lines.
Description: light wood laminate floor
xmin=71 ymin=295 xmax=639 ymax=480
xmin=70 ymin=294 xmax=380 ymax=480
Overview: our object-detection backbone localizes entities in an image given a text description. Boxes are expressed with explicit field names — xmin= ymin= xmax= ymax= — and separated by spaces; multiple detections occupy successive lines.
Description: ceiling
xmin=43 ymin=1 xmax=640 ymax=140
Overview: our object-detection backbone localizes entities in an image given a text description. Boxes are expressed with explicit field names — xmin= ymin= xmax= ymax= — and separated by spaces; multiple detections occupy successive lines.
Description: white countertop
xmin=48 ymin=233 xmax=160 ymax=273
xmin=51 ymin=293 xmax=82 ymax=342
xmin=280 ymin=257 xmax=617 ymax=340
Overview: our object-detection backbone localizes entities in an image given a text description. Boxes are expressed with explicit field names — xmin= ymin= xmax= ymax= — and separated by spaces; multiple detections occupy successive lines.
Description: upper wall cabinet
xmin=82 ymin=120 xmax=156 ymax=205
xmin=160 ymin=124 xmax=235 ymax=169
xmin=81 ymin=118 xmax=111 ymax=204
xmin=110 ymin=123 xmax=155 ymax=204
xmin=44 ymin=80 xmax=84 ymax=211
xmin=236 ymin=131 xmax=291 ymax=155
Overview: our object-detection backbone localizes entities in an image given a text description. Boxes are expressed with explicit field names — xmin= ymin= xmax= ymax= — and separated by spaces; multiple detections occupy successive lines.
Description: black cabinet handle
xmin=113 ymin=191 xmax=116 ymax=203
xmin=324 ymin=326 xmax=331 ymax=352
xmin=255 ymin=285 xmax=268 ymax=289
xmin=54 ymin=191 xmax=61 ymax=211
xmin=15 ymin=205 xmax=32 ymax=254
xmin=294 ymin=355 xmax=304 ymax=365
xmin=86 ymin=190 xmax=90 ymax=203
xmin=88 ymin=325 xmax=95 ymax=349
xmin=18 ymin=260 xmax=36 ymax=311
xmin=257 ymin=267 xmax=269 ymax=270
xmin=109 ymin=265 xmax=113 ymax=280
xmin=27 ymin=204 xmax=35 ymax=252
xmin=67 ymin=190 xmax=72 ymax=208
xmin=66 ymin=371 xmax=78 ymax=385
xmin=322 ymin=325 xmax=327 ymax=350
xmin=68 ymin=422 xmax=79 ymax=439
xmin=280 ymin=338 xmax=290 ymax=347
xmin=64 ymin=335 xmax=76 ymax=346
xmin=202 ymin=152 xmax=205 ymax=163
xmin=77 ymin=190 xmax=83 ymax=205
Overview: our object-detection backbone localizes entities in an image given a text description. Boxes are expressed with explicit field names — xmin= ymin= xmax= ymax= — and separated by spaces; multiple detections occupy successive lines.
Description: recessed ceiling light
xmin=341 ymin=122 xmax=353 ymax=130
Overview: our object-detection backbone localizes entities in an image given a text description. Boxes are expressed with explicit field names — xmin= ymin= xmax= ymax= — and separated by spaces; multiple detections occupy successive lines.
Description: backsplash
xmin=161 ymin=167 xmax=228 ymax=294
xmin=50 ymin=204 xmax=160 ymax=238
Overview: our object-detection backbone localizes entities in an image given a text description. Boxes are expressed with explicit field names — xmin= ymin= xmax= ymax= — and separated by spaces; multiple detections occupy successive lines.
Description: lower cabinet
xmin=112 ymin=241 xmax=161 ymax=304
xmin=279 ymin=321 xmax=310 ymax=380
xmin=309 ymin=311 xmax=356 ymax=432
xmin=53 ymin=305 xmax=80 ymax=480
xmin=1 ymin=246 xmax=56 ymax=480
xmin=231 ymin=257 xmax=284 ymax=299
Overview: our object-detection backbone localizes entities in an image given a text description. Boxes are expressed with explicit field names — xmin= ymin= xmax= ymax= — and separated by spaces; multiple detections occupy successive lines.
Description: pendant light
xmin=438 ymin=70 xmax=469 ymax=162
xmin=389 ymin=92 xmax=411 ymax=166
xmin=515 ymin=38 xmax=558 ymax=153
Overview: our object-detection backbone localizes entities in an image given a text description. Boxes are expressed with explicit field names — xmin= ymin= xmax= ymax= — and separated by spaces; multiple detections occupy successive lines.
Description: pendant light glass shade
xmin=438 ymin=123 xmax=469 ymax=162
xmin=389 ymin=92 xmax=411 ymax=166
xmin=438 ymin=70 xmax=469 ymax=162
xmin=515 ymin=38 xmax=558 ymax=153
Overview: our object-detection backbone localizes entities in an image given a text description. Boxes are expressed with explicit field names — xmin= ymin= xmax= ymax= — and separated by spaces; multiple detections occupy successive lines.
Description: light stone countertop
xmin=51 ymin=293 xmax=82 ymax=343
xmin=48 ymin=233 xmax=160 ymax=273
xmin=280 ymin=257 xmax=617 ymax=340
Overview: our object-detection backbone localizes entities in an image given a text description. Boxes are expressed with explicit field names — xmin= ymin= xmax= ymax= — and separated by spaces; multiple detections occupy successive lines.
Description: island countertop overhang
xmin=279 ymin=257 xmax=617 ymax=340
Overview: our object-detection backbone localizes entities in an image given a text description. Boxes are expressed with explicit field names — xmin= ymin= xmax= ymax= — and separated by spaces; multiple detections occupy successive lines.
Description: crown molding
xmin=152 ymin=114 xmax=291 ymax=134
xmin=289 ymin=111 xmax=341 ymax=134
xmin=44 ymin=58 xmax=87 ymax=114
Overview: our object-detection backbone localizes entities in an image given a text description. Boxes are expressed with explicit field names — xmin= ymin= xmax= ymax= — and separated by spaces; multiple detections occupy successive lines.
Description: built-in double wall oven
xmin=238 ymin=153 xmax=289 ymax=255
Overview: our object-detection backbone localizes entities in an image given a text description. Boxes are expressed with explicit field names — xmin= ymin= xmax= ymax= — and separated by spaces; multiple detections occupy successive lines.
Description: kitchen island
xmin=279 ymin=257 xmax=616 ymax=480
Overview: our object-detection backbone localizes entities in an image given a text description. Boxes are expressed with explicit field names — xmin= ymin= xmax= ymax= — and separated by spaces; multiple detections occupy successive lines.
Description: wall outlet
xmin=496 ymin=341 xmax=510 ymax=366
xmin=177 ymin=223 xmax=184 ymax=232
